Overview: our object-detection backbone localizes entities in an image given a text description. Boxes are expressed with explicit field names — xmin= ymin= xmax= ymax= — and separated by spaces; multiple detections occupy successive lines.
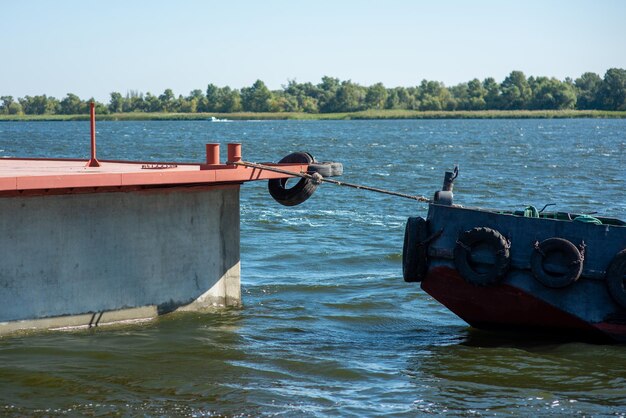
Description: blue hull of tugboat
xmin=405 ymin=202 xmax=626 ymax=342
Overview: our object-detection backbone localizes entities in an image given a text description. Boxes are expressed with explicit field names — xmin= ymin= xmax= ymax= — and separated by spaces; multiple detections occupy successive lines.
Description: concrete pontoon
xmin=0 ymin=121 xmax=308 ymax=334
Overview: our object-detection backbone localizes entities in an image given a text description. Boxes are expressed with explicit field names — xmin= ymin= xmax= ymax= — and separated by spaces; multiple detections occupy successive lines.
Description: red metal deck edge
xmin=1 ymin=112 xmax=305 ymax=196
xmin=0 ymin=145 xmax=307 ymax=196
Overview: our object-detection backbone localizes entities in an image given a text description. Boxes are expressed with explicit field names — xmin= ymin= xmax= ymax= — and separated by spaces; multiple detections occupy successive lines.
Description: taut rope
xmin=231 ymin=160 xmax=431 ymax=203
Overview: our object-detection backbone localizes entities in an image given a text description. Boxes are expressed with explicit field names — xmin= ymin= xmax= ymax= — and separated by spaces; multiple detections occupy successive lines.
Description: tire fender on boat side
xmin=403 ymin=217 xmax=429 ymax=282
xmin=268 ymin=152 xmax=318 ymax=206
xmin=606 ymin=249 xmax=626 ymax=309
xmin=453 ymin=227 xmax=511 ymax=286
xmin=531 ymin=237 xmax=584 ymax=288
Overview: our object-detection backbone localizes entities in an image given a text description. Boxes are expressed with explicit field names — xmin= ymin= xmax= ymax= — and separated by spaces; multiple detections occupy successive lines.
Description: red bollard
xmin=205 ymin=143 xmax=220 ymax=165
xmin=227 ymin=143 xmax=242 ymax=163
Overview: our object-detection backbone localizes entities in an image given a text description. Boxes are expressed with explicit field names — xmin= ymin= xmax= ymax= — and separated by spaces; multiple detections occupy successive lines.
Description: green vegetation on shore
xmin=2 ymin=69 xmax=626 ymax=119
xmin=2 ymin=109 xmax=625 ymax=122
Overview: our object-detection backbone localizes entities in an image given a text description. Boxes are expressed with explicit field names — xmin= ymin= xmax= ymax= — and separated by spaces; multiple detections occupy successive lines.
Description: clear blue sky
xmin=2 ymin=0 xmax=625 ymax=102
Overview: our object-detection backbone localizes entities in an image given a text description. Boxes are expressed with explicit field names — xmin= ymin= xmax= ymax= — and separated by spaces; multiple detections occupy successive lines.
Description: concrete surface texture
xmin=0 ymin=185 xmax=241 ymax=333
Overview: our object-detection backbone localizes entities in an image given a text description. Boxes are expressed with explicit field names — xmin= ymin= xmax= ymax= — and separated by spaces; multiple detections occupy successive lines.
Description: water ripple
xmin=0 ymin=119 xmax=624 ymax=416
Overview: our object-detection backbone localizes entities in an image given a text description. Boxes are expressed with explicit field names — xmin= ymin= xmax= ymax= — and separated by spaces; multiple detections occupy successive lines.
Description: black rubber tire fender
xmin=453 ymin=227 xmax=510 ymax=286
xmin=268 ymin=152 xmax=318 ymax=206
xmin=304 ymin=152 xmax=316 ymax=163
xmin=403 ymin=217 xmax=429 ymax=282
xmin=308 ymin=162 xmax=343 ymax=177
xmin=531 ymin=237 xmax=583 ymax=288
xmin=606 ymin=249 xmax=626 ymax=309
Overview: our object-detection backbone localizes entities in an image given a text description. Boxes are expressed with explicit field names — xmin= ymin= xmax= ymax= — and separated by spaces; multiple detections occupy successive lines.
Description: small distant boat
xmin=403 ymin=169 xmax=626 ymax=342
xmin=209 ymin=116 xmax=231 ymax=123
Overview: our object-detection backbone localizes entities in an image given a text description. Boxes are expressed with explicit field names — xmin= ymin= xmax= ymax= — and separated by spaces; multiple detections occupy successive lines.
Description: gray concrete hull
xmin=0 ymin=185 xmax=241 ymax=334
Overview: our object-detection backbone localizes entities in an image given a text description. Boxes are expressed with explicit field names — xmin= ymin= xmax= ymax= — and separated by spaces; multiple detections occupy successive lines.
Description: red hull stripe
xmin=421 ymin=266 xmax=620 ymax=340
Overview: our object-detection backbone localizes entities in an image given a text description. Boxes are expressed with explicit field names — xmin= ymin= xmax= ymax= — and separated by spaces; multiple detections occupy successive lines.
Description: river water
xmin=0 ymin=119 xmax=624 ymax=416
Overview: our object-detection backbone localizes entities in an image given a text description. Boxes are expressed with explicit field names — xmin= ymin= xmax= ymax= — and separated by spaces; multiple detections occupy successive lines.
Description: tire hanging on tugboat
xmin=453 ymin=227 xmax=510 ymax=286
xmin=531 ymin=237 xmax=584 ymax=288
xmin=402 ymin=217 xmax=429 ymax=282
xmin=606 ymin=249 xmax=626 ymax=309
xmin=268 ymin=152 xmax=318 ymax=206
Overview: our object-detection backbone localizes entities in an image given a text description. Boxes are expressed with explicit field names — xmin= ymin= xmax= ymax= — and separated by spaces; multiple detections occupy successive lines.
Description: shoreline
xmin=1 ymin=109 xmax=626 ymax=122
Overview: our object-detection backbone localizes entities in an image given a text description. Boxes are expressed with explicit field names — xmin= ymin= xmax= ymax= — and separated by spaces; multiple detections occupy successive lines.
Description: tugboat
xmin=403 ymin=169 xmax=626 ymax=342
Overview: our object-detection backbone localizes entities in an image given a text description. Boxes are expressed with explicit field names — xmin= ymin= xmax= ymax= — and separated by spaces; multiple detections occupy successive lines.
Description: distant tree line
xmin=2 ymin=69 xmax=626 ymax=116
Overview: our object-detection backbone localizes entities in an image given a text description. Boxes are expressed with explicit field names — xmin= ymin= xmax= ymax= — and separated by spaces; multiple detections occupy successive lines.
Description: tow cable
xmin=230 ymin=160 xmax=432 ymax=203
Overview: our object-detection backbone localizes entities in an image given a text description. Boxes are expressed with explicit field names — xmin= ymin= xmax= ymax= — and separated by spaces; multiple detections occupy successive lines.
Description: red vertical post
xmin=205 ymin=143 xmax=220 ymax=165
xmin=86 ymin=102 xmax=100 ymax=167
xmin=227 ymin=143 xmax=242 ymax=163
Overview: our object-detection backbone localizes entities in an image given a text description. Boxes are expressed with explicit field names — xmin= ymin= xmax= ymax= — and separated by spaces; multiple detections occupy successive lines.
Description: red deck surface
xmin=0 ymin=158 xmax=307 ymax=196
